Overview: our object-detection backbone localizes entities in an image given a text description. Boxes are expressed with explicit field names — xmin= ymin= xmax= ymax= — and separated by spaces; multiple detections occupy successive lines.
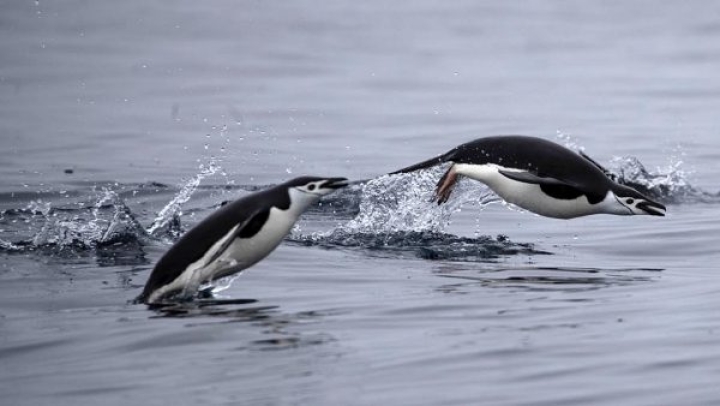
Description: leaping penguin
xmin=135 ymin=176 xmax=348 ymax=304
xmin=390 ymin=135 xmax=666 ymax=219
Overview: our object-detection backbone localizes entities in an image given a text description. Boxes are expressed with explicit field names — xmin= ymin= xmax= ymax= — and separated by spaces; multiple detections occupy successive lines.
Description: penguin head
xmin=285 ymin=176 xmax=349 ymax=201
xmin=611 ymin=184 xmax=666 ymax=216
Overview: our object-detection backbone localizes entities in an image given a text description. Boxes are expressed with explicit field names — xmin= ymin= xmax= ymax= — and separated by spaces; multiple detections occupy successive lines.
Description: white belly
xmin=196 ymin=207 xmax=296 ymax=280
xmin=454 ymin=163 xmax=604 ymax=219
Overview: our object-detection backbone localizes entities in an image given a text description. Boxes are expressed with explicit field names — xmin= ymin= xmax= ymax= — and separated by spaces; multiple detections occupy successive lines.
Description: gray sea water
xmin=2 ymin=1 xmax=720 ymax=405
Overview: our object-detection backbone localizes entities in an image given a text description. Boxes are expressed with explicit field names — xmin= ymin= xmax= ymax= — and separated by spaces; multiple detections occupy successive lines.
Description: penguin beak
xmin=321 ymin=177 xmax=349 ymax=190
xmin=637 ymin=200 xmax=666 ymax=216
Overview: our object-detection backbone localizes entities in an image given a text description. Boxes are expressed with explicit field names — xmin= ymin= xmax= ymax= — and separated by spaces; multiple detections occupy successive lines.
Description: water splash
xmin=146 ymin=160 xmax=220 ymax=238
xmin=29 ymin=189 xmax=147 ymax=250
xmin=555 ymin=133 xmax=716 ymax=204
xmin=295 ymin=168 xmax=454 ymax=240
xmin=609 ymin=152 xmax=715 ymax=203
xmin=0 ymin=158 xmax=225 ymax=255
xmin=288 ymin=167 xmax=538 ymax=260
xmin=331 ymin=167 xmax=493 ymax=235
xmin=555 ymin=130 xmax=584 ymax=151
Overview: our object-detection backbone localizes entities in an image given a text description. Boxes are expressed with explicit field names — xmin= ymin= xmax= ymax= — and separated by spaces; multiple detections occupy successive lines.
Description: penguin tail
xmin=435 ymin=165 xmax=458 ymax=205
xmin=388 ymin=151 xmax=452 ymax=175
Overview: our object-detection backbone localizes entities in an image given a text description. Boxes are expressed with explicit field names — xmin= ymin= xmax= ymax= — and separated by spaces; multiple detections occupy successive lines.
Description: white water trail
xmin=293 ymin=166 xmax=497 ymax=244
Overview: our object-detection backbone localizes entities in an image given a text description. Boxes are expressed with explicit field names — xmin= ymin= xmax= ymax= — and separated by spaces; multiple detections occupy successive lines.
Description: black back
xmin=392 ymin=135 xmax=614 ymax=202
xmin=136 ymin=183 xmax=293 ymax=303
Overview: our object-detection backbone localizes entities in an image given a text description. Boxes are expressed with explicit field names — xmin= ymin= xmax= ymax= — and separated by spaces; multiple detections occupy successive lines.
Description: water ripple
xmin=434 ymin=266 xmax=663 ymax=293
xmin=289 ymin=230 xmax=549 ymax=261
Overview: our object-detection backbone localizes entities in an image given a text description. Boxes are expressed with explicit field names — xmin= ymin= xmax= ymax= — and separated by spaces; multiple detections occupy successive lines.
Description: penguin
xmin=135 ymin=176 xmax=348 ymax=304
xmin=389 ymin=135 xmax=666 ymax=219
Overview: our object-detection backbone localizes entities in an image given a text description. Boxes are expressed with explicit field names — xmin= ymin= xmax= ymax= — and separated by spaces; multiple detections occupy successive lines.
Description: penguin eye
xmin=307 ymin=184 xmax=316 ymax=191
xmin=626 ymin=198 xmax=634 ymax=205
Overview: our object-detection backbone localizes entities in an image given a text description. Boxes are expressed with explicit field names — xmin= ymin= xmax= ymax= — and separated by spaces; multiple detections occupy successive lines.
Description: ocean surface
xmin=2 ymin=1 xmax=720 ymax=405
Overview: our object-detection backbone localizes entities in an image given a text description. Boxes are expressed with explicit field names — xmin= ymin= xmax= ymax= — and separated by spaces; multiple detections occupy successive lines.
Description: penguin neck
xmin=598 ymin=189 xmax=633 ymax=215
xmin=287 ymin=189 xmax=320 ymax=217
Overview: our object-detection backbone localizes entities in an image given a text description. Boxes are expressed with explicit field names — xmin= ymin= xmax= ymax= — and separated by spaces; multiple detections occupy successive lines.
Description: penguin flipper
xmin=498 ymin=170 xmax=572 ymax=187
xmin=204 ymin=208 xmax=270 ymax=266
xmin=498 ymin=169 xmax=605 ymax=203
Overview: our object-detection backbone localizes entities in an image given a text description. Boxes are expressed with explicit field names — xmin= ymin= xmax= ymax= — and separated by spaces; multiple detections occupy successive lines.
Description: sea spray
xmin=285 ymin=167 xmax=543 ymax=260
xmin=30 ymin=189 xmax=147 ymax=249
xmin=555 ymin=133 xmax=707 ymax=204
xmin=334 ymin=167 xmax=466 ymax=235
xmin=609 ymin=150 xmax=710 ymax=203
xmin=146 ymin=160 xmax=220 ymax=238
